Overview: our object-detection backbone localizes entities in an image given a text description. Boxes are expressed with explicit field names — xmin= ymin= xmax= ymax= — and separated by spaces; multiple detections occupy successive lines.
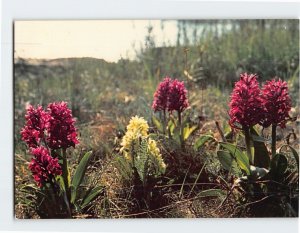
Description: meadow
xmin=14 ymin=20 xmax=299 ymax=218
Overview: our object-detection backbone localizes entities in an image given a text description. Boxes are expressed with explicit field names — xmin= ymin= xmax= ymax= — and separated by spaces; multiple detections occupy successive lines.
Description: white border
xmin=1 ymin=0 xmax=299 ymax=232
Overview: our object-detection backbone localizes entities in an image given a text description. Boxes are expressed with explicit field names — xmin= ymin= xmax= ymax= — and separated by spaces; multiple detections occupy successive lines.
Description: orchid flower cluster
xmin=152 ymin=76 xmax=189 ymax=114
xmin=229 ymin=73 xmax=292 ymax=160
xmin=152 ymin=76 xmax=189 ymax=147
xmin=120 ymin=116 xmax=166 ymax=177
xmin=21 ymin=102 xmax=79 ymax=187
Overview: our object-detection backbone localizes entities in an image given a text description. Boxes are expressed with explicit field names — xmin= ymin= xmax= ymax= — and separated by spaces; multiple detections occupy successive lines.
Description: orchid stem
xmin=244 ymin=127 xmax=254 ymax=165
xmin=178 ymin=110 xmax=184 ymax=149
xmin=271 ymin=124 xmax=277 ymax=158
xmin=62 ymin=149 xmax=70 ymax=200
xmin=163 ymin=109 xmax=166 ymax=135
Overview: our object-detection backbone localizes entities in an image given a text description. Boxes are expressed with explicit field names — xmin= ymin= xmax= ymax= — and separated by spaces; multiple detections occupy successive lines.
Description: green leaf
xmin=183 ymin=124 xmax=198 ymax=141
xmin=115 ymin=155 xmax=132 ymax=181
xmin=279 ymin=144 xmax=299 ymax=171
xmin=217 ymin=150 xmax=242 ymax=177
xmin=55 ymin=175 xmax=71 ymax=217
xmin=167 ymin=118 xmax=177 ymax=136
xmin=134 ymin=138 xmax=149 ymax=183
xmin=71 ymin=151 xmax=93 ymax=203
xmin=217 ymin=150 xmax=234 ymax=171
xmin=197 ymin=189 xmax=226 ymax=198
xmin=56 ymin=175 xmax=66 ymax=192
xmin=194 ymin=135 xmax=214 ymax=151
xmin=250 ymin=127 xmax=270 ymax=168
xmin=152 ymin=115 xmax=163 ymax=133
xmin=81 ymin=186 xmax=103 ymax=209
xmin=172 ymin=125 xmax=181 ymax=144
xmin=219 ymin=142 xmax=250 ymax=175
xmin=270 ymin=153 xmax=288 ymax=177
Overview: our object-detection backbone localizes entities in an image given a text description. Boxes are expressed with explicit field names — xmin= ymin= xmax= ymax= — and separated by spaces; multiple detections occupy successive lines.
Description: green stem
xmin=163 ymin=109 xmax=166 ymax=135
xmin=271 ymin=124 xmax=277 ymax=159
xmin=62 ymin=149 xmax=70 ymax=200
xmin=178 ymin=110 xmax=184 ymax=149
xmin=49 ymin=176 xmax=71 ymax=218
xmin=244 ymin=127 xmax=253 ymax=164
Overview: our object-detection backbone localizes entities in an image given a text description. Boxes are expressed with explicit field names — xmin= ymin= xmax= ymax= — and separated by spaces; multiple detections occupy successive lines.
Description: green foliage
xmin=279 ymin=144 xmax=299 ymax=171
xmin=81 ymin=186 xmax=104 ymax=210
xmin=71 ymin=151 xmax=93 ymax=203
xmin=217 ymin=150 xmax=242 ymax=177
xmin=194 ymin=135 xmax=215 ymax=151
xmin=250 ymin=127 xmax=270 ymax=168
xmin=152 ymin=115 xmax=164 ymax=133
xmin=183 ymin=124 xmax=198 ymax=141
xmin=197 ymin=189 xmax=226 ymax=198
xmin=119 ymin=137 xmax=166 ymax=184
xmin=270 ymin=153 xmax=288 ymax=179
xmin=219 ymin=142 xmax=250 ymax=175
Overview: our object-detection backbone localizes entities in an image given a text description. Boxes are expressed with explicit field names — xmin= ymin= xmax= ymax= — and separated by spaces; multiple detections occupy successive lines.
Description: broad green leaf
xmin=219 ymin=142 xmax=250 ymax=175
xmin=152 ymin=115 xmax=163 ymax=133
xmin=217 ymin=150 xmax=242 ymax=177
xmin=270 ymin=153 xmax=288 ymax=178
xmin=217 ymin=150 xmax=233 ymax=171
xmin=250 ymin=127 xmax=270 ymax=168
xmin=197 ymin=189 xmax=226 ymax=198
xmin=183 ymin=124 xmax=198 ymax=141
xmin=81 ymin=186 xmax=103 ymax=209
xmin=71 ymin=151 xmax=93 ymax=203
xmin=279 ymin=144 xmax=299 ymax=171
xmin=194 ymin=135 xmax=214 ymax=151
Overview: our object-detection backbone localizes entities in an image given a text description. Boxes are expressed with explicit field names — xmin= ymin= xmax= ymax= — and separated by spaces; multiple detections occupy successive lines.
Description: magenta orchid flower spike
xmin=152 ymin=76 xmax=172 ymax=112
xmin=29 ymin=146 xmax=62 ymax=187
xmin=47 ymin=101 xmax=79 ymax=149
xmin=21 ymin=105 xmax=50 ymax=148
xmin=261 ymin=78 xmax=292 ymax=128
xmin=168 ymin=79 xmax=189 ymax=113
xmin=229 ymin=73 xmax=264 ymax=129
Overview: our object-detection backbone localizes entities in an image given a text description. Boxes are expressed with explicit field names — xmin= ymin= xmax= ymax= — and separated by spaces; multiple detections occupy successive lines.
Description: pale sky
xmin=14 ymin=20 xmax=178 ymax=62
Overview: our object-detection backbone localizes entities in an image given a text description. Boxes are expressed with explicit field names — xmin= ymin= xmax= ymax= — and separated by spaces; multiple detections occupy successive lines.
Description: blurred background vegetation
xmin=14 ymin=19 xmax=299 ymax=218
xmin=15 ymin=19 xmax=299 ymax=142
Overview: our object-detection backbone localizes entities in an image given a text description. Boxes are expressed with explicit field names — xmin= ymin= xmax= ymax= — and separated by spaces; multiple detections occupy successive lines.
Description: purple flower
xmin=168 ymin=79 xmax=189 ymax=113
xmin=261 ymin=78 xmax=292 ymax=128
xmin=20 ymin=105 xmax=50 ymax=148
xmin=229 ymin=73 xmax=264 ymax=129
xmin=29 ymin=146 xmax=62 ymax=187
xmin=152 ymin=76 xmax=172 ymax=112
xmin=47 ymin=102 xmax=79 ymax=149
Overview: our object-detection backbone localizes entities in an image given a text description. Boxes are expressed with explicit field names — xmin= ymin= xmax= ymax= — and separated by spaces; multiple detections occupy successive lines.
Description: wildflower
xmin=168 ymin=79 xmax=189 ymax=113
xmin=121 ymin=116 xmax=149 ymax=152
xmin=21 ymin=105 xmax=50 ymax=148
xmin=47 ymin=102 xmax=79 ymax=149
xmin=120 ymin=116 xmax=166 ymax=177
xmin=148 ymin=138 xmax=166 ymax=174
xmin=261 ymin=78 xmax=291 ymax=128
xmin=152 ymin=76 xmax=172 ymax=112
xmin=229 ymin=73 xmax=264 ymax=129
xmin=29 ymin=146 xmax=62 ymax=187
